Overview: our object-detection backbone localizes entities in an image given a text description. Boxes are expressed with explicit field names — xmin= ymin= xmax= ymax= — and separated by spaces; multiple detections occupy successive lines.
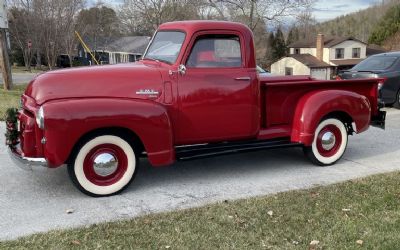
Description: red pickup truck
xmin=8 ymin=21 xmax=386 ymax=196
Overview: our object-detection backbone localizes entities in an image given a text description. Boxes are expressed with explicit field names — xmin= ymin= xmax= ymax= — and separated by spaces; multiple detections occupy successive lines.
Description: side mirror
xmin=178 ymin=64 xmax=186 ymax=75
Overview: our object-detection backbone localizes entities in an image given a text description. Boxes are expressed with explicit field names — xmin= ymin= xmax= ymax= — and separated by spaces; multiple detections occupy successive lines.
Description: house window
xmin=335 ymin=48 xmax=344 ymax=59
xmin=294 ymin=48 xmax=300 ymax=54
xmin=285 ymin=67 xmax=293 ymax=76
xmin=352 ymin=48 xmax=361 ymax=58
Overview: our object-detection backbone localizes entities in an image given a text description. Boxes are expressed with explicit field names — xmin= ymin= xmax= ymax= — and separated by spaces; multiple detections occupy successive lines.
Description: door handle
xmin=235 ymin=77 xmax=251 ymax=81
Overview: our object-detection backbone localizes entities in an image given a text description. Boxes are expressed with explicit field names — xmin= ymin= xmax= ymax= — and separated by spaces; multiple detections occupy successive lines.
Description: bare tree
xmin=207 ymin=0 xmax=315 ymax=31
xmin=119 ymin=0 xmax=201 ymax=35
xmin=8 ymin=0 xmax=36 ymax=71
xmin=33 ymin=0 xmax=85 ymax=69
xmin=59 ymin=0 xmax=86 ymax=67
xmin=8 ymin=0 xmax=85 ymax=69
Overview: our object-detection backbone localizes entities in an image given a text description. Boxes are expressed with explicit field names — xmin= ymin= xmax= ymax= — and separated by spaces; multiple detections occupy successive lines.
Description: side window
xmin=187 ymin=35 xmax=242 ymax=68
xmin=335 ymin=48 xmax=344 ymax=59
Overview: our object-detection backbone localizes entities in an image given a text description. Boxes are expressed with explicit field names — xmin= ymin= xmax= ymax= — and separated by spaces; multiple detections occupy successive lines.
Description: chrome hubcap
xmin=93 ymin=153 xmax=118 ymax=176
xmin=321 ymin=132 xmax=336 ymax=150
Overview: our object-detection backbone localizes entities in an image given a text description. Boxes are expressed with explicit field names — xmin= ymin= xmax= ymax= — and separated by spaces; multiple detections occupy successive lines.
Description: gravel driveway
xmin=1 ymin=109 xmax=400 ymax=240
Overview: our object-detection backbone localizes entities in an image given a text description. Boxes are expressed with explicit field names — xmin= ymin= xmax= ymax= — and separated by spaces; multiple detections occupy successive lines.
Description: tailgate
xmin=338 ymin=78 xmax=386 ymax=129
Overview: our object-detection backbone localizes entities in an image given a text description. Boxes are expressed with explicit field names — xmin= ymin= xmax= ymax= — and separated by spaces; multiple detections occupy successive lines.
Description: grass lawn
xmin=1 ymin=172 xmax=400 ymax=249
xmin=0 ymin=85 xmax=26 ymax=120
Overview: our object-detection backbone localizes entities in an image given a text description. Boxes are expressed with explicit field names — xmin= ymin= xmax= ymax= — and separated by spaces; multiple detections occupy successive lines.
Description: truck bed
xmin=260 ymin=77 xmax=381 ymax=129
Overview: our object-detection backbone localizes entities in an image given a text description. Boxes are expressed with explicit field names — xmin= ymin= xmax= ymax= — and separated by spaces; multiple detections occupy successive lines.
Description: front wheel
xmin=68 ymin=135 xmax=137 ymax=197
xmin=303 ymin=118 xmax=348 ymax=166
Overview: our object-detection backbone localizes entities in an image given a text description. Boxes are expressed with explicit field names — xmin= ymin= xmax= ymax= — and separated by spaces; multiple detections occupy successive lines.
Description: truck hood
xmin=25 ymin=62 xmax=164 ymax=105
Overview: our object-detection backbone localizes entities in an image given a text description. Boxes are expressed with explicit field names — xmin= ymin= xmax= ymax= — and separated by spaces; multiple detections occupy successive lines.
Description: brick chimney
xmin=316 ymin=33 xmax=324 ymax=61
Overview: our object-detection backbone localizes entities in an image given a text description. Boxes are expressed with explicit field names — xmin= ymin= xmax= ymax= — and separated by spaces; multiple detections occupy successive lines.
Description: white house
xmin=271 ymin=54 xmax=332 ymax=80
xmin=271 ymin=34 xmax=386 ymax=80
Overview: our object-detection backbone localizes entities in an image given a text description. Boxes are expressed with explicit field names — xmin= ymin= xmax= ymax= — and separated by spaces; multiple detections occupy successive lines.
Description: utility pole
xmin=0 ymin=0 xmax=12 ymax=90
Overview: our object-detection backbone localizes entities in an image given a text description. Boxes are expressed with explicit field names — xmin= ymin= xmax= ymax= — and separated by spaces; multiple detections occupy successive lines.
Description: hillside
xmin=369 ymin=3 xmax=400 ymax=50
xmin=314 ymin=0 xmax=400 ymax=43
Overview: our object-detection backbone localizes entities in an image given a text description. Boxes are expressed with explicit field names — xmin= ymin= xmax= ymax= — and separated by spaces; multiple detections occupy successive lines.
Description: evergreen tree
xmin=271 ymin=27 xmax=287 ymax=61
xmin=264 ymin=32 xmax=275 ymax=67
xmin=369 ymin=4 xmax=400 ymax=45
xmin=287 ymin=26 xmax=300 ymax=46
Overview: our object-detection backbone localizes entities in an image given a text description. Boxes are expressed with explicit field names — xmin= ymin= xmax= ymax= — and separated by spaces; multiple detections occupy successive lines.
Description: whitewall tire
xmin=304 ymin=118 xmax=348 ymax=166
xmin=68 ymin=135 xmax=137 ymax=197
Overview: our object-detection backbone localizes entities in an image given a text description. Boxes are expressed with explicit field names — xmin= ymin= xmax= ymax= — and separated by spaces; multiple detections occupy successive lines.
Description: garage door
xmin=311 ymin=68 xmax=327 ymax=80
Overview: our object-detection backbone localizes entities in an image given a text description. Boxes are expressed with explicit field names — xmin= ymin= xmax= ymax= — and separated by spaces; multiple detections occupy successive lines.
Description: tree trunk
xmin=36 ymin=50 xmax=41 ymax=69
xmin=249 ymin=1 xmax=255 ymax=30
xmin=46 ymin=52 xmax=52 ymax=70
xmin=22 ymin=49 xmax=30 ymax=72
xmin=0 ymin=30 xmax=13 ymax=90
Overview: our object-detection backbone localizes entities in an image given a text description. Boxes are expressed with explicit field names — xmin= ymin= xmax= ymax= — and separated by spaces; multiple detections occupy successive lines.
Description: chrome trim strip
xmin=235 ymin=77 xmax=251 ymax=81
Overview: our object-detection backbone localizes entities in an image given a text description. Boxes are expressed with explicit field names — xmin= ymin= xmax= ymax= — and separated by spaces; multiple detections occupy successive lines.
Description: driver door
xmin=175 ymin=33 xmax=259 ymax=145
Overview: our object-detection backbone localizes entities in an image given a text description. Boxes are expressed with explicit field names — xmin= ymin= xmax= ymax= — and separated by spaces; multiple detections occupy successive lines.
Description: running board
xmin=175 ymin=138 xmax=302 ymax=161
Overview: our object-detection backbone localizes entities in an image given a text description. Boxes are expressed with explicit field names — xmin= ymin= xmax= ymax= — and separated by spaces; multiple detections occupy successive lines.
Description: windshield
xmin=144 ymin=31 xmax=185 ymax=64
xmin=352 ymin=56 xmax=398 ymax=71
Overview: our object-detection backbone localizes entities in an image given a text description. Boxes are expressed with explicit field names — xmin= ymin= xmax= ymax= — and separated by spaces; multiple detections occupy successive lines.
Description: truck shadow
xmin=129 ymin=147 xmax=308 ymax=192
xmin=127 ymin=122 xmax=400 ymax=194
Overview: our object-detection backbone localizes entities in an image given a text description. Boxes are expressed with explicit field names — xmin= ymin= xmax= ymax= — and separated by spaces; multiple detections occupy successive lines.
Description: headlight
xmin=36 ymin=106 xmax=45 ymax=129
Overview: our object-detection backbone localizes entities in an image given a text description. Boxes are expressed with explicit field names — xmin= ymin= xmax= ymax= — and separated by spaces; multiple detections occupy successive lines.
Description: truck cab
xmin=7 ymin=21 xmax=386 ymax=197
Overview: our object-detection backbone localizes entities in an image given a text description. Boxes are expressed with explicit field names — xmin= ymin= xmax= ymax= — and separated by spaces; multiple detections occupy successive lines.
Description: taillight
xmin=335 ymin=75 xmax=342 ymax=80
xmin=377 ymin=78 xmax=386 ymax=91
xmin=377 ymin=77 xmax=387 ymax=98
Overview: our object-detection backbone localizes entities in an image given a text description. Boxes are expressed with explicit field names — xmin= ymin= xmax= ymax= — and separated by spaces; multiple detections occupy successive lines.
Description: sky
xmin=90 ymin=0 xmax=379 ymax=23
xmin=312 ymin=0 xmax=379 ymax=21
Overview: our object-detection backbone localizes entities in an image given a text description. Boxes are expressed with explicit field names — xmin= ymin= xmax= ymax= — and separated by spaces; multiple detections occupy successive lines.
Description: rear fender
xmin=42 ymin=98 xmax=174 ymax=167
xmin=291 ymin=90 xmax=371 ymax=146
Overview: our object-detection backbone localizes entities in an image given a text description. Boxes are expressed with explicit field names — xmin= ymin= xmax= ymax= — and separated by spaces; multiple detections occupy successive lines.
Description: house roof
xmin=367 ymin=44 xmax=387 ymax=56
xmin=289 ymin=36 xmax=366 ymax=48
xmin=289 ymin=54 xmax=331 ymax=68
xmin=82 ymin=36 xmax=151 ymax=54
xmin=330 ymin=59 xmax=364 ymax=66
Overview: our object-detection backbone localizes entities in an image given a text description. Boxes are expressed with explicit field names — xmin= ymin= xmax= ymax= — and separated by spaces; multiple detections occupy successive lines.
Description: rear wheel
xmin=68 ymin=134 xmax=137 ymax=197
xmin=303 ymin=118 xmax=348 ymax=166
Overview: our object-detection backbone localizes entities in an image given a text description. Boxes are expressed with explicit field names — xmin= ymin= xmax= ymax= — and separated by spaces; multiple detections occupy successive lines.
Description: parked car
xmin=256 ymin=65 xmax=272 ymax=76
xmin=56 ymin=55 xmax=71 ymax=68
xmin=8 ymin=21 xmax=386 ymax=197
xmin=337 ymin=52 xmax=400 ymax=108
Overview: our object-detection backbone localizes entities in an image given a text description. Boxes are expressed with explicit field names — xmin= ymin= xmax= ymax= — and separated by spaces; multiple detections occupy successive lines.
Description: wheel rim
xmin=83 ymin=144 xmax=128 ymax=186
xmin=316 ymin=124 xmax=342 ymax=157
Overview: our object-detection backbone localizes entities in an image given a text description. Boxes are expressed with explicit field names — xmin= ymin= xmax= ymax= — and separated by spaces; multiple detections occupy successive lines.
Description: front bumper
xmin=8 ymin=144 xmax=47 ymax=170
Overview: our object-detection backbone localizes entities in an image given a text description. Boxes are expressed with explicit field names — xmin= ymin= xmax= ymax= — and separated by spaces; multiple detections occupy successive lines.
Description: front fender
xmin=291 ymin=90 xmax=371 ymax=146
xmin=42 ymin=98 xmax=174 ymax=167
